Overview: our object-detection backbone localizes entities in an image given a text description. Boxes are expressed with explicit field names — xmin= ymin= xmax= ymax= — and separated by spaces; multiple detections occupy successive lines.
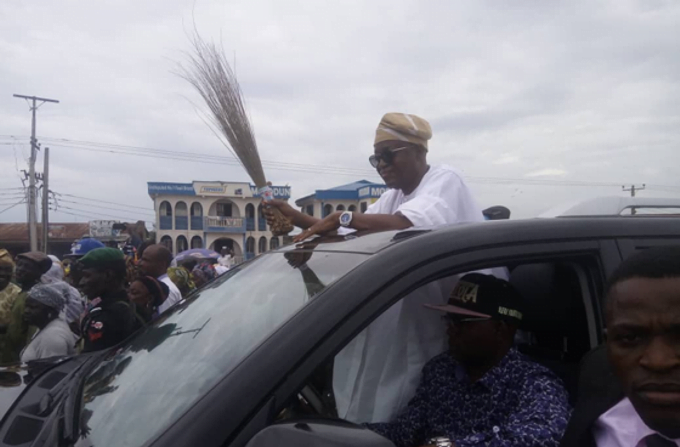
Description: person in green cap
xmin=79 ymin=248 xmax=143 ymax=353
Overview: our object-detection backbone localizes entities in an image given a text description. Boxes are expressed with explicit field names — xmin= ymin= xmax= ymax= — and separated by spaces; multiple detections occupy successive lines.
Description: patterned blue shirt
xmin=368 ymin=348 xmax=571 ymax=447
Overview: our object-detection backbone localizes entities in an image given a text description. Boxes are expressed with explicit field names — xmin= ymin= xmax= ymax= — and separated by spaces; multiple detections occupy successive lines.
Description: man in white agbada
xmin=265 ymin=113 xmax=503 ymax=423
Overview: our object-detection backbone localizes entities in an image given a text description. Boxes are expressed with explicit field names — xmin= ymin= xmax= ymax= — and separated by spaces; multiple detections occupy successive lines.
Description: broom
xmin=177 ymin=33 xmax=294 ymax=236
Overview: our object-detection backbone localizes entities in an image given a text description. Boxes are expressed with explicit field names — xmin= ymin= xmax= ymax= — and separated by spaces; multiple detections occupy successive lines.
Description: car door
xmin=230 ymin=237 xmax=615 ymax=447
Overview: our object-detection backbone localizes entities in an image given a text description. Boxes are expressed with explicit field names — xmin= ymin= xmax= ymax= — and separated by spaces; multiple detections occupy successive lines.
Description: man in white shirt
xmin=265 ymin=113 xmax=500 ymax=422
xmin=139 ymin=244 xmax=182 ymax=313
xmin=560 ymin=247 xmax=680 ymax=447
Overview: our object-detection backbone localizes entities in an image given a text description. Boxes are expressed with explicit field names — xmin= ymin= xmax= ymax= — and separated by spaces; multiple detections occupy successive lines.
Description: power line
xmin=0 ymin=200 xmax=26 ymax=215
xmin=36 ymin=140 xmax=649 ymax=187
xmin=56 ymin=193 xmax=155 ymax=211
xmin=51 ymin=205 xmax=150 ymax=222
xmin=56 ymin=198 xmax=155 ymax=216
xmin=4 ymin=134 xmax=680 ymax=191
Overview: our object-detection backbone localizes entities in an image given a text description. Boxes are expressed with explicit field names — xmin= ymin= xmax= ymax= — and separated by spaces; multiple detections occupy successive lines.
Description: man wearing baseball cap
xmin=368 ymin=273 xmax=570 ymax=447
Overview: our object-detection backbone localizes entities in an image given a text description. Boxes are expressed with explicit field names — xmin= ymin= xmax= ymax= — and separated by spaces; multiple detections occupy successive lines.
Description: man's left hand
xmin=293 ymin=212 xmax=342 ymax=243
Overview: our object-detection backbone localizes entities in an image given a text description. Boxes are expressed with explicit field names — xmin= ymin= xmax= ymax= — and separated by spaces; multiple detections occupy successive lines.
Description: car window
xmin=77 ymin=251 xmax=368 ymax=447
xmin=277 ymin=261 xmax=595 ymax=423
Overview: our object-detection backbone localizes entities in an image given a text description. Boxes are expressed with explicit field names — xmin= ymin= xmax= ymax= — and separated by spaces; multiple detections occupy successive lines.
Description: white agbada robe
xmin=333 ymin=164 xmax=506 ymax=423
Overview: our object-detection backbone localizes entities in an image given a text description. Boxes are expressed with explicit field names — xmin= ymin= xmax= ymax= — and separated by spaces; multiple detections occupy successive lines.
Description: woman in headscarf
xmin=128 ymin=276 xmax=169 ymax=323
xmin=21 ymin=283 xmax=77 ymax=362
xmin=166 ymin=266 xmax=195 ymax=297
xmin=41 ymin=256 xmax=85 ymax=334
xmin=192 ymin=262 xmax=216 ymax=289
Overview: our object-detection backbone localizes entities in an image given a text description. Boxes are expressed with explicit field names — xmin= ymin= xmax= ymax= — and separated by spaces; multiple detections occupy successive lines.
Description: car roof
xmin=540 ymin=196 xmax=680 ymax=217
xmin=273 ymin=217 xmax=680 ymax=255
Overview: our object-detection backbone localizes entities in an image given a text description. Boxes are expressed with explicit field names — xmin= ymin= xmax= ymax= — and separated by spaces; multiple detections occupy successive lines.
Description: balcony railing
xmin=191 ymin=216 xmax=203 ymax=230
xmin=204 ymin=216 xmax=246 ymax=233
xmin=175 ymin=216 xmax=188 ymax=230
xmin=159 ymin=215 xmax=172 ymax=230
xmin=257 ymin=218 xmax=267 ymax=231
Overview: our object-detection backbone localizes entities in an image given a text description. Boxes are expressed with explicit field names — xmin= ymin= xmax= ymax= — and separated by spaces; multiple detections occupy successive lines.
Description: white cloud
xmin=1 ymin=0 xmax=679 ymax=224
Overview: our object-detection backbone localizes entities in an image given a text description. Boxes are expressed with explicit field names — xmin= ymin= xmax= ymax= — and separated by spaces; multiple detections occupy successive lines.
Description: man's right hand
xmin=263 ymin=199 xmax=297 ymax=223
xmin=262 ymin=200 xmax=320 ymax=230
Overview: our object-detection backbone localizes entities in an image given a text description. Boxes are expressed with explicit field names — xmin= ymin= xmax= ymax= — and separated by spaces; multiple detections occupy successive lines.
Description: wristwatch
xmin=339 ymin=211 xmax=353 ymax=227
xmin=427 ymin=436 xmax=453 ymax=447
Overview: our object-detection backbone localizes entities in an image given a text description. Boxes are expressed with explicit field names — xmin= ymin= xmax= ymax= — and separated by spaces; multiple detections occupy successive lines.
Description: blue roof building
xmin=295 ymin=180 xmax=387 ymax=218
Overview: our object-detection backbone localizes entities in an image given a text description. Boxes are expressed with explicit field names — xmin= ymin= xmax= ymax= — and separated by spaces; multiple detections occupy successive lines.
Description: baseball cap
xmin=425 ymin=273 xmax=524 ymax=323
xmin=66 ymin=238 xmax=105 ymax=257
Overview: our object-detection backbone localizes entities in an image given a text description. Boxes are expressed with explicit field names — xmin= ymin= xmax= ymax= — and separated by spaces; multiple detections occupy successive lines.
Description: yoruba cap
xmin=426 ymin=273 xmax=524 ymax=323
xmin=0 ymin=249 xmax=14 ymax=268
xmin=79 ymin=247 xmax=125 ymax=269
xmin=17 ymin=252 xmax=53 ymax=275
xmin=375 ymin=113 xmax=432 ymax=150
xmin=66 ymin=238 xmax=105 ymax=257
xmin=28 ymin=283 xmax=66 ymax=311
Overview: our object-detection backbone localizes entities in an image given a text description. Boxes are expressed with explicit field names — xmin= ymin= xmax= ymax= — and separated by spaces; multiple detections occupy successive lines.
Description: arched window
xmin=175 ymin=202 xmax=188 ymax=230
xmin=191 ymin=236 xmax=203 ymax=249
xmin=190 ymin=202 xmax=202 ymax=216
xmin=269 ymin=237 xmax=280 ymax=250
xmin=160 ymin=201 xmax=172 ymax=216
xmin=159 ymin=201 xmax=172 ymax=230
xmin=246 ymin=237 xmax=256 ymax=259
xmin=348 ymin=205 xmax=357 ymax=212
xmin=336 ymin=204 xmax=346 ymax=211
xmin=160 ymin=235 xmax=173 ymax=253
xmin=245 ymin=203 xmax=256 ymax=231
xmin=257 ymin=204 xmax=267 ymax=231
xmin=245 ymin=203 xmax=255 ymax=218
xmin=176 ymin=235 xmax=188 ymax=253
xmin=323 ymin=204 xmax=333 ymax=218
xmin=258 ymin=236 xmax=267 ymax=253
xmin=190 ymin=202 xmax=203 ymax=230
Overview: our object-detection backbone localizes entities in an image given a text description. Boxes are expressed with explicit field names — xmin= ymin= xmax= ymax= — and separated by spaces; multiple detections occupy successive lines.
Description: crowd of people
xmin=0 ymin=240 xmax=228 ymax=364
xmin=0 ymin=112 xmax=678 ymax=446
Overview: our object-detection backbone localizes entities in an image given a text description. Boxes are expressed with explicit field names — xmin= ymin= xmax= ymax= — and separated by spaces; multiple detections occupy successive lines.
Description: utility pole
xmin=42 ymin=147 xmax=50 ymax=253
xmin=622 ymin=184 xmax=646 ymax=197
xmin=622 ymin=184 xmax=646 ymax=215
xmin=13 ymin=94 xmax=60 ymax=251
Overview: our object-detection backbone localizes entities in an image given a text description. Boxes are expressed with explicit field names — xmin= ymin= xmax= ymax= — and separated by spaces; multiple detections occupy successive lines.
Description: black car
xmin=1 ymin=217 xmax=678 ymax=447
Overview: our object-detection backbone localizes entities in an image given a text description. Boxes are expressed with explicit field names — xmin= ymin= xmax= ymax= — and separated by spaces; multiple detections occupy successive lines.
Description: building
xmin=0 ymin=222 xmax=90 ymax=259
xmin=295 ymin=180 xmax=387 ymax=217
xmin=148 ymin=181 xmax=292 ymax=261
xmin=0 ymin=220 xmax=148 ymax=259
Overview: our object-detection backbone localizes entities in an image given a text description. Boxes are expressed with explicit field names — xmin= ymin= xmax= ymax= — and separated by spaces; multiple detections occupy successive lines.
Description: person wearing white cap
xmin=21 ymin=283 xmax=77 ymax=362
xmin=266 ymin=113 xmax=503 ymax=423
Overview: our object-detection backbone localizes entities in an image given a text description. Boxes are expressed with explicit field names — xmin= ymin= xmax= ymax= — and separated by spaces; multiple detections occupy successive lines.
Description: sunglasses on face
xmin=441 ymin=314 xmax=491 ymax=325
xmin=369 ymin=146 xmax=411 ymax=168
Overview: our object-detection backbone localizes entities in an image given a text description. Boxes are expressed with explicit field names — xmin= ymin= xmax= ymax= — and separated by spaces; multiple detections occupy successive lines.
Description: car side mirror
xmin=246 ymin=419 xmax=395 ymax=447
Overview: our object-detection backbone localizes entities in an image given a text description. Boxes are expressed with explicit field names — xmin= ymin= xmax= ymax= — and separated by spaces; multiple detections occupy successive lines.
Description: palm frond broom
xmin=177 ymin=33 xmax=294 ymax=236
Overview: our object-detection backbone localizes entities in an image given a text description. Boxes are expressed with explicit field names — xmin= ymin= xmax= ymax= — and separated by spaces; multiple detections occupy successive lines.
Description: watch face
xmin=340 ymin=212 xmax=352 ymax=225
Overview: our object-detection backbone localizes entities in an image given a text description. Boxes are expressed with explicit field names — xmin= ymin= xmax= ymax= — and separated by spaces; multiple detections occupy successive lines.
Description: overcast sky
xmin=1 ymin=0 xmax=679 ymax=225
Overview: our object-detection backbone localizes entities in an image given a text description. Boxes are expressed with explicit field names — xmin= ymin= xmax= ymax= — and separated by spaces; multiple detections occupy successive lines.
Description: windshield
xmin=77 ymin=250 xmax=367 ymax=447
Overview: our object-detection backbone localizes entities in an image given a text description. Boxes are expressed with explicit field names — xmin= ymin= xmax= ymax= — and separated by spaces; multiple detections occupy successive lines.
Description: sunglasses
xmin=369 ymin=146 xmax=411 ymax=168
xmin=441 ymin=314 xmax=491 ymax=325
